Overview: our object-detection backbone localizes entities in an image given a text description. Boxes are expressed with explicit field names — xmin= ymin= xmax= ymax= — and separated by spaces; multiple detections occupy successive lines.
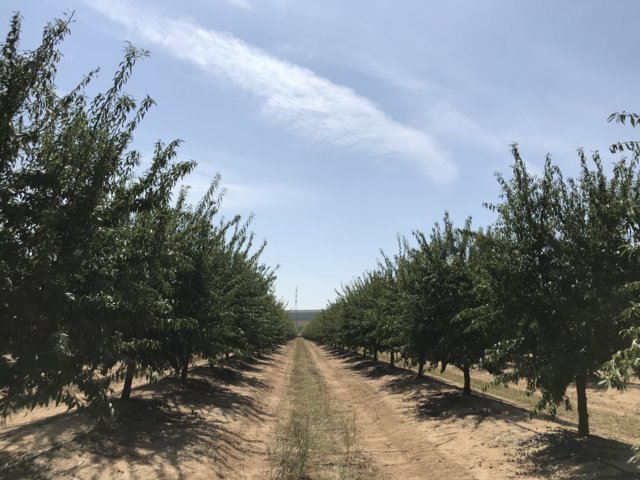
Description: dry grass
xmin=269 ymin=340 xmax=376 ymax=480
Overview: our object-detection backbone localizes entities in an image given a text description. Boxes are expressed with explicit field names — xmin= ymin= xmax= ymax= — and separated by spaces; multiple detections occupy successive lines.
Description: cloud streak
xmin=86 ymin=0 xmax=457 ymax=182
xmin=183 ymin=162 xmax=308 ymax=211
xmin=424 ymin=103 xmax=507 ymax=152
xmin=225 ymin=0 xmax=253 ymax=11
xmin=223 ymin=182 xmax=305 ymax=209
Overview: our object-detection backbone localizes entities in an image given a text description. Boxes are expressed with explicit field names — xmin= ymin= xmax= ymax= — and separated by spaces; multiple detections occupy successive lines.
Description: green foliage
xmin=602 ymin=323 xmax=640 ymax=461
xmin=602 ymin=111 xmax=640 ymax=461
xmin=607 ymin=111 xmax=640 ymax=154
xmin=307 ymin=127 xmax=640 ymax=441
xmin=0 ymin=13 xmax=158 ymax=417
xmin=404 ymin=215 xmax=486 ymax=379
xmin=0 ymin=13 xmax=292 ymax=420
xmin=484 ymin=145 xmax=639 ymax=435
xmin=307 ymin=214 xmax=495 ymax=390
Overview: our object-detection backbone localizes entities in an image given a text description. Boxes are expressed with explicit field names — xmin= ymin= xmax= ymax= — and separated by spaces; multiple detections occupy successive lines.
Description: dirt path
xmin=305 ymin=340 xmax=473 ymax=480
xmin=214 ymin=342 xmax=295 ymax=479
xmin=1 ymin=341 xmax=637 ymax=479
xmin=305 ymin=341 xmax=640 ymax=480
xmin=0 ymin=343 xmax=295 ymax=479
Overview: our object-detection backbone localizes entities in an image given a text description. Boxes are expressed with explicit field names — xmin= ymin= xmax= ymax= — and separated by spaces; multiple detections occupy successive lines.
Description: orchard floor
xmin=0 ymin=339 xmax=638 ymax=479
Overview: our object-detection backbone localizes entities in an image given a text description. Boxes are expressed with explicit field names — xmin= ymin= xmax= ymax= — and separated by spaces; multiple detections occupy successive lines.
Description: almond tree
xmin=485 ymin=146 xmax=639 ymax=435
xmin=111 ymin=143 xmax=195 ymax=400
xmin=0 ymin=13 xmax=293 ymax=416
xmin=602 ymin=110 xmax=640 ymax=460
xmin=0 ymin=14 xmax=169 ymax=416
xmin=413 ymin=214 xmax=490 ymax=394
xmin=395 ymin=239 xmax=433 ymax=376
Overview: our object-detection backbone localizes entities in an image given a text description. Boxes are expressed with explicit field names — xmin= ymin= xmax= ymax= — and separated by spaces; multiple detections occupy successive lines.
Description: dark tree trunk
xmin=121 ymin=362 xmax=135 ymax=400
xmin=168 ymin=357 xmax=179 ymax=377
xmin=225 ymin=351 xmax=230 ymax=360
xmin=180 ymin=355 xmax=191 ymax=381
xmin=390 ymin=350 xmax=395 ymax=366
xmin=363 ymin=348 xmax=367 ymax=357
xmin=576 ymin=375 xmax=590 ymax=436
xmin=462 ymin=364 xmax=471 ymax=395
xmin=417 ymin=360 xmax=425 ymax=377
xmin=373 ymin=349 xmax=378 ymax=361
xmin=440 ymin=360 xmax=448 ymax=373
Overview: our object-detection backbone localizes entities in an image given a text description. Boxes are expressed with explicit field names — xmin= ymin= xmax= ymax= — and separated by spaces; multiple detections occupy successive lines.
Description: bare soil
xmin=418 ymin=360 xmax=640 ymax=444
xmin=0 ymin=340 xmax=638 ymax=479
xmin=314 ymin=344 xmax=639 ymax=479
xmin=0 ymin=344 xmax=294 ymax=479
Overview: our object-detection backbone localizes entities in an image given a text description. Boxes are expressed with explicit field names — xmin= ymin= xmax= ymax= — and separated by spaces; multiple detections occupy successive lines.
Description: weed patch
xmin=269 ymin=340 xmax=375 ymax=480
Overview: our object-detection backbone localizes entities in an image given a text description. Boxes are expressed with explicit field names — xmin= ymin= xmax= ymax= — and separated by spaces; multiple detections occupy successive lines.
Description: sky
xmin=3 ymin=1 xmax=639 ymax=309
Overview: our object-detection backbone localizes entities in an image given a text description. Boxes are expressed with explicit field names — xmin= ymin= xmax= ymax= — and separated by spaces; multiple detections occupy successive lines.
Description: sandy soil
xmin=0 ymin=343 xmax=294 ymax=479
xmin=374 ymin=351 xmax=640 ymax=445
xmin=446 ymin=364 xmax=640 ymax=429
xmin=305 ymin=341 xmax=473 ymax=480
xmin=309 ymin=343 xmax=639 ymax=479
xmin=1 ymin=340 xmax=638 ymax=479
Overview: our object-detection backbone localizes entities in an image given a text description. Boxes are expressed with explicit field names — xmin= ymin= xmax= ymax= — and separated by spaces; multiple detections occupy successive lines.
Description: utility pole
xmin=295 ymin=286 xmax=299 ymax=335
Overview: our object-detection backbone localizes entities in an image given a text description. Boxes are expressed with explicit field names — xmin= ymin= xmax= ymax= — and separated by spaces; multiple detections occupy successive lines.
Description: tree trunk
xmin=225 ymin=351 xmax=230 ymax=360
xmin=180 ymin=355 xmax=191 ymax=381
xmin=417 ymin=360 xmax=425 ymax=377
xmin=373 ymin=349 xmax=378 ymax=362
xmin=168 ymin=357 xmax=179 ymax=377
xmin=121 ymin=362 xmax=135 ymax=400
xmin=363 ymin=348 xmax=367 ymax=357
xmin=390 ymin=350 xmax=395 ymax=366
xmin=576 ymin=375 xmax=590 ymax=436
xmin=462 ymin=364 xmax=471 ymax=395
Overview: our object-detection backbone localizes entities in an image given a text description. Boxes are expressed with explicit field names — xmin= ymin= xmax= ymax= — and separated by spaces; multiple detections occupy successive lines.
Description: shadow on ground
xmin=517 ymin=430 xmax=640 ymax=479
xmin=0 ymin=355 xmax=275 ymax=480
xmin=322 ymin=345 xmax=640 ymax=479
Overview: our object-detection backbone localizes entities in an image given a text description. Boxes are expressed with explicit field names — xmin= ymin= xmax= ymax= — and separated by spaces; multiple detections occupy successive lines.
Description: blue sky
xmin=3 ymin=1 xmax=639 ymax=308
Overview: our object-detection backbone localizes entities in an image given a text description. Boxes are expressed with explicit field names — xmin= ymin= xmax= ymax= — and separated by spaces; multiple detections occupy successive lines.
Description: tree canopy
xmin=0 ymin=13 xmax=295 ymax=420
xmin=306 ymin=142 xmax=640 ymax=440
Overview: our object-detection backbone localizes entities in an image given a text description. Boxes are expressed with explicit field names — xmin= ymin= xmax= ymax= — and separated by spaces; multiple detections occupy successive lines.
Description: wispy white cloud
xmin=225 ymin=0 xmax=253 ymax=11
xmin=423 ymin=103 xmax=506 ymax=152
xmin=84 ymin=0 xmax=457 ymax=183
xmin=360 ymin=58 xmax=434 ymax=93
xmin=223 ymin=182 xmax=305 ymax=209
xmin=183 ymin=164 xmax=308 ymax=211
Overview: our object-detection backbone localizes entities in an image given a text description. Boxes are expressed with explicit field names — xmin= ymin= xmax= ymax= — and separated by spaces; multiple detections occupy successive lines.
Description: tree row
xmin=305 ymin=130 xmax=640 ymax=440
xmin=0 ymin=15 xmax=296 ymax=421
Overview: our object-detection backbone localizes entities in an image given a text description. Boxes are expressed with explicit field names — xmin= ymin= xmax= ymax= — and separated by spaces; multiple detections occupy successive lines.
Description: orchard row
xmin=0 ymin=15 xmax=295 ymax=420
xmin=305 ymin=129 xmax=640 ymax=441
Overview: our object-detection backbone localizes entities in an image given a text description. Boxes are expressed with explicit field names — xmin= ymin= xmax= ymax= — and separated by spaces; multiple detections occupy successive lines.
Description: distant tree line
xmin=0 ymin=14 xmax=295 ymax=420
xmin=305 ymin=120 xmax=640 ymax=442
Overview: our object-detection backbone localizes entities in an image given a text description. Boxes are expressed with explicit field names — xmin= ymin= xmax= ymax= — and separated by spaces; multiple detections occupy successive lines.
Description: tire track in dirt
xmin=304 ymin=340 xmax=475 ymax=480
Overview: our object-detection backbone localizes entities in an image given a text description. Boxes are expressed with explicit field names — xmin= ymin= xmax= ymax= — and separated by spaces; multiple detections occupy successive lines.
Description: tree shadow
xmin=0 ymin=354 xmax=273 ymax=479
xmin=324 ymin=347 xmax=640 ymax=479
xmin=226 ymin=354 xmax=277 ymax=373
xmin=0 ymin=408 xmax=93 ymax=474
xmin=518 ymin=430 xmax=640 ymax=479
xmin=322 ymin=347 xmax=398 ymax=380
xmin=204 ymin=363 xmax=269 ymax=391
xmin=324 ymin=346 xmax=357 ymax=360
xmin=0 ymin=461 xmax=51 ymax=480
xmin=380 ymin=369 xmax=535 ymax=429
